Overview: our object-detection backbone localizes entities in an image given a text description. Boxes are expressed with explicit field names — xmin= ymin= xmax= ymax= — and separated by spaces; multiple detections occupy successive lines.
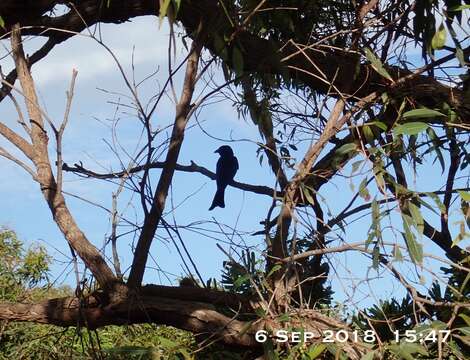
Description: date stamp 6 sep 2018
xmin=255 ymin=329 xmax=451 ymax=344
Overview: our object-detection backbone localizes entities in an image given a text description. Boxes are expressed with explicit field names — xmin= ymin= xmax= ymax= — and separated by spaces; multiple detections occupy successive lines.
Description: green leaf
xmin=336 ymin=143 xmax=357 ymax=155
xmin=371 ymin=199 xmax=380 ymax=226
xmin=174 ymin=0 xmax=182 ymax=12
xmin=387 ymin=342 xmax=428 ymax=360
xmin=306 ymin=344 xmax=327 ymax=359
xmin=326 ymin=344 xmax=348 ymax=360
xmin=351 ymin=160 xmax=364 ymax=174
xmin=364 ymin=48 xmax=393 ymax=81
xmin=234 ymin=274 xmax=250 ymax=288
xmin=417 ymin=196 xmax=438 ymax=215
xmin=393 ymin=244 xmax=403 ymax=261
xmin=458 ymin=190 xmax=470 ymax=202
xmin=448 ymin=340 xmax=465 ymax=358
xmin=359 ymin=178 xmax=371 ymax=201
xmin=401 ymin=343 xmax=429 ymax=356
xmin=425 ymin=192 xmax=446 ymax=213
xmin=157 ymin=336 xmax=178 ymax=348
xmin=363 ymin=125 xmax=374 ymax=143
xmin=372 ymin=157 xmax=389 ymax=192
xmin=456 ymin=47 xmax=465 ymax=67
xmin=369 ymin=121 xmax=387 ymax=131
xmin=158 ymin=0 xmax=172 ymax=28
xmin=278 ymin=313 xmax=290 ymax=322
xmin=255 ymin=307 xmax=266 ymax=317
xmin=431 ymin=23 xmax=447 ymax=50
xmin=266 ymin=264 xmax=282 ymax=278
xmin=449 ymin=5 xmax=470 ymax=11
xmin=452 ymin=221 xmax=469 ymax=247
xmin=372 ymin=245 xmax=380 ymax=269
xmin=409 ymin=203 xmax=424 ymax=234
xmin=159 ymin=0 xmax=171 ymax=24
xmin=429 ymin=320 xmax=447 ymax=330
xmin=360 ymin=351 xmax=375 ymax=360
xmin=459 ymin=313 xmax=470 ymax=326
xmin=0 ymin=16 xmax=4 ymax=30
xmin=393 ymin=122 xmax=429 ymax=136
xmin=374 ymin=168 xmax=385 ymax=192
xmin=239 ymin=320 xmax=254 ymax=336
xmin=302 ymin=185 xmax=315 ymax=205
xmin=402 ymin=108 xmax=446 ymax=119
xmin=381 ymin=92 xmax=389 ymax=104
xmin=457 ymin=326 xmax=470 ymax=336
xmin=402 ymin=215 xmax=423 ymax=264
xmin=106 ymin=346 xmax=152 ymax=355
xmin=426 ymin=127 xmax=445 ymax=173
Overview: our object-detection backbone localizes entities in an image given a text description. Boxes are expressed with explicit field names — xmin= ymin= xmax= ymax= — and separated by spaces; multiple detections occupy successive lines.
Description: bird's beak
xmin=214 ymin=148 xmax=220 ymax=153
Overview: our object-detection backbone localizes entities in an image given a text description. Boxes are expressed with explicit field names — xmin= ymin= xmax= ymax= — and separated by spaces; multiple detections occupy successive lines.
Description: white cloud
xmin=31 ymin=17 xmax=171 ymax=86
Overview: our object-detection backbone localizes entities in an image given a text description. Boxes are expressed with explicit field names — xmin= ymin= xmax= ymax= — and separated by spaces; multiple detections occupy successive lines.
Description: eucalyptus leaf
xmin=302 ymin=185 xmax=315 ymax=205
xmin=431 ymin=23 xmax=447 ymax=49
xmin=387 ymin=342 xmax=428 ymax=360
xmin=359 ymin=178 xmax=371 ymax=201
xmin=426 ymin=127 xmax=445 ymax=173
xmin=459 ymin=313 xmax=470 ymax=326
xmin=351 ymin=160 xmax=364 ymax=174
xmin=458 ymin=190 xmax=470 ymax=201
xmin=393 ymin=244 xmax=403 ymax=261
xmin=336 ymin=143 xmax=357 ymax=155
xmin=409 ymin=202 xmax=424 ymax=235
xmin=364 ymin=48 xmax=393 ymax=81
xmin=402 ymin=215 xmax=423 ymax=264
xmin=360 ymin=351 xmax=375 ymax=360
xmin=266 ymin=264 xmax=282 ymax=278
xmin=402 ymin=108 xmax=445 ymax=119
xmin=363 ymin=125 xmax=374 ymax=143
xmin=159 ymin=0 xmax=172 ymax=24
xmin=234 ymin=274 xmax=250 ymax=288
xmin=457 ymin=326 xmax=470 ymax=336
xmin=307 ymin=344 xmax=327 ymax=359
xmin=393 ymin=122 xmax=429 ymax=136
xmin=370 ymin=121 xmax=387 ymax=131
xmin=425 ymin=192 xmax=446 ymax=213
xmin=449 ymin=4 xmax=470 ymax=11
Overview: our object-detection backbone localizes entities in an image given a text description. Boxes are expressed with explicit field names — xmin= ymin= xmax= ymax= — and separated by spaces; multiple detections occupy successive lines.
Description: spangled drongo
xmin=209 ymin=145 xmax=238 ymax=210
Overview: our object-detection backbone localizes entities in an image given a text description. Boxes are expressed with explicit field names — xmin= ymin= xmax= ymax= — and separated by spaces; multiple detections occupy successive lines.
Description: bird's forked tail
xmin=209 ymin=188 xmax=225 ymax=210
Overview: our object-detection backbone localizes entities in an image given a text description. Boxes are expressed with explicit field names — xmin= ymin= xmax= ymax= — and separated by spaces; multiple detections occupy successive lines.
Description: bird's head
xmin=214 ymin=145 xmax=234 ymax=157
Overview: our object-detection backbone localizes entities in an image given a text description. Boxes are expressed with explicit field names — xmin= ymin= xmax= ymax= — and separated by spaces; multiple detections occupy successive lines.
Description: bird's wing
xmin=231 ymin=156 xmax=239 ymax=178
xmin=216 ymin=157 xmax=224 ymax=187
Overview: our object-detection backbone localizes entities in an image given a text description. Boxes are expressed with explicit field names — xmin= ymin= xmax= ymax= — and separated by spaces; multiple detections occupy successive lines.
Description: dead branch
xmin=9 ymin=24 xmax=119 ymax=292
xmin=127 ymin=39 xmax=203 ymax=287
xmin=61 ymin=160 xmax=283 ymax=198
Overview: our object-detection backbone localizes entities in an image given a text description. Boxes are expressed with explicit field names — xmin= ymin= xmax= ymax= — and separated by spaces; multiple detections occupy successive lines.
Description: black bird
xmin=209 ymin=145 xmax=239 ymax=210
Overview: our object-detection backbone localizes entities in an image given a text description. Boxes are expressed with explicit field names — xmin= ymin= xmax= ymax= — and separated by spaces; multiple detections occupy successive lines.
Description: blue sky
xmin=0 ymin=17 xmax=275 ymax=285
xmin=0 ymin=15 xmax=468 ymax=311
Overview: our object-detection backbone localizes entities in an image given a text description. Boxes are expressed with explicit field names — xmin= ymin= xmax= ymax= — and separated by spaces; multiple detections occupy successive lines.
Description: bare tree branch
xmin=62 ymin=160 xmax=282 ymax=198
xmin=127 ymin=39 xmax=203 ymax=287
xmin=10 ymin=24 xmax=119 ymax=292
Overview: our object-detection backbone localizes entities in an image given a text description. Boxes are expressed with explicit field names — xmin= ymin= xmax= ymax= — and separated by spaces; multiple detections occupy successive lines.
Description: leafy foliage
xmin=0 ymin=230 xmax=199 ymax=360
xmin=0 ymin=0 xmax=469 ymax=358
xmin=0 ymin=229 xmax=51 ymax=302
xmin=352 ymin=265 xmax=469 ymax=359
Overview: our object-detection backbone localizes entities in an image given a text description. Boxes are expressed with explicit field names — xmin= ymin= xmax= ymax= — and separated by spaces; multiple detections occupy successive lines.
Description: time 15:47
xmin=394 ymin=330 xmax=451 ymax=343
